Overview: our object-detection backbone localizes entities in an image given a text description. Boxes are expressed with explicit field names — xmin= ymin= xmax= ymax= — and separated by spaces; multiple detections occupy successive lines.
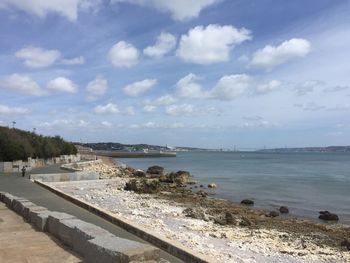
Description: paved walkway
xmin=0 ymin=202 xmax=82 ymax=263
xmin=0 ymin=165 xmax=182 ymax=263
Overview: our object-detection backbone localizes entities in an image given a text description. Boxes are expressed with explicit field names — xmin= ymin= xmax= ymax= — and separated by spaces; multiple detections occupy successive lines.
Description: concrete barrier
xmin=0 ymin=191 xmax=162 ymax=262
xmin=30 ymin=171 xmax=99 ymax=182
xmin=85 ymin=235 xmax=160 ymax=263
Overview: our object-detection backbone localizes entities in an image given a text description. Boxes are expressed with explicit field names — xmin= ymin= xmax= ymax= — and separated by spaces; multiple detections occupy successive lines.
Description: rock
xmin=239 ymin=217 xmax=252 ymax=227
xmin=146 ymin=166 xmax=164 ymax=175
xmin=133 ymin=169 xmax=146 ymax=177
xmin=213 ymin=214 xmax=227 ymax=225
xmin=340 ymin=239 xmax=350 ymax=250
xmin=267 ymin=211 xmax=279 ymax=217
xmin=183 ymin=207 xmax=207 ymax=220
xmin=200 ymin=185 xmax=204 ymax=188
xmin=124 ymin=179 xmax=161 ymax=194
xmin=318 ymin=211 xmax=339 ymax=221
xmin=279 ymin=206 xmax=289 ymax=214
xmin=165 ymin=171 xmax=191 ymax=185
xmin=241 ymin=199 xmax=254 ymax=205
xmin=208 ymin=183 xmax=217 ymax=188
xmin=196 ymin=190 xmax=208 ymax=198
xmin=225 ymin=212 xmax=236 ymax=224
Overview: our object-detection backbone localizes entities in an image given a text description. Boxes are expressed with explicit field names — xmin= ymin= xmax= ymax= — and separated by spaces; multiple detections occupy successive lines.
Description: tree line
xmin=0 ymin=126 xmax=77 ymax=162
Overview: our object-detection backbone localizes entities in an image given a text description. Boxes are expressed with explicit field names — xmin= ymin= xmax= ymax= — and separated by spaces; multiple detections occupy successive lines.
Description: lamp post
xmin=12 ymin=121 xmax=16 ymax=129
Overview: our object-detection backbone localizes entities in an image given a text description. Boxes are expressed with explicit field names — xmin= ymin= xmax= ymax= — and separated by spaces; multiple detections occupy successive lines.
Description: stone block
xmin=85 ymin=236 xmax=160 ymax=263
xmin=3 ymin=193 xmax=16 ymax=208
xmin=0 ymin=191 xmax=5 ymax=202
xmin=22 ymin=201 xmax=39 ymax=219
xmin=27 ymin=206 xmax=49 ymax=222
xmin=30 ymin=210 xmax=52 ymax=231
xmin=47 ymin=212 xmax=76 ymax=237
xmin=12 ymin=198 xmax=30 ymax=215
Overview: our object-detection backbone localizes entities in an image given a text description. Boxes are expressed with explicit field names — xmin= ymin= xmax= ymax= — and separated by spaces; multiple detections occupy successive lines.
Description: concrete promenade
xmin=0 ymin=165 xmax=182 ymax=263
xmin=0 ymin=202 xmax=82 ymax=263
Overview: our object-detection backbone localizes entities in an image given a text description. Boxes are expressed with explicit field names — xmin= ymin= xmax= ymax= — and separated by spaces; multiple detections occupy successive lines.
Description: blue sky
xmin=0 ymin=0 xmax=349 ymax=149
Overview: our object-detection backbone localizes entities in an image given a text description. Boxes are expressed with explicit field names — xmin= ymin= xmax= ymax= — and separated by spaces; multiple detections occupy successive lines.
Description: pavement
xmin=0 ymin=202 xmax=82 ymax=263
xmin=0 ymin=165 xmax=183 ymax=263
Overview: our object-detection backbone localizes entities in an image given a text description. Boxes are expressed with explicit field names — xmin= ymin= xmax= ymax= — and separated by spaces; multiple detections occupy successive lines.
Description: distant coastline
xmin=258 ymin=146 xmax=350 ymax=153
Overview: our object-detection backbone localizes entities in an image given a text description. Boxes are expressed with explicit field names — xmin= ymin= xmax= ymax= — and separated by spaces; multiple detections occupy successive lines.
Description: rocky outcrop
xmin=341 ymin=239 xmax=350 ymax=250
xmin=318 ymin=211 xmax=339 ymax=221
xmin=163 ymin=171 xmax=191 ymax=185
xmin=279 ymin=206 xmax=289 ymax=214
xmin=267 ymin=211 xmax=279 ymax=217
xmin=146 ymin=166 xmax=164 ymax=176
xmin=133 ymin=169 xmax=146 ymax=177
xmin=183 ymin=207 xmax=208 ymax=221
xmin=241 ymin=199 xmax=254 ymax=205
xmin=124 ymin=179 xmax=161 ymax=194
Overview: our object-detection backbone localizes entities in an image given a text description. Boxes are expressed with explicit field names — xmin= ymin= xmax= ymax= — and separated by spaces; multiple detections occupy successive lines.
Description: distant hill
xmin=77 ymin=142 xmax=207 ymax=152
xmin=0 ymin=126 xmax=77 ymax=161
xmin=258 ymin=146 xmax=350 ymax=153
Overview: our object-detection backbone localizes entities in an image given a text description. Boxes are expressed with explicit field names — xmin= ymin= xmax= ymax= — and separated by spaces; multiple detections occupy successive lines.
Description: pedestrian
xmin=21 ymin=166 xmax=26 ymax=177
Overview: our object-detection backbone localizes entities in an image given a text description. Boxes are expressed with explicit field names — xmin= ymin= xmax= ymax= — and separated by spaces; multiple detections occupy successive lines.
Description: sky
xmin=0 ymin=0 xmax=349 ymax=149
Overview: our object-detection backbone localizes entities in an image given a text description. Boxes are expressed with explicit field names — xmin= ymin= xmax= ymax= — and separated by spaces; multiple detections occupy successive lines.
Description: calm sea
xmin=116 ymin=151 xmax=350 ymax=224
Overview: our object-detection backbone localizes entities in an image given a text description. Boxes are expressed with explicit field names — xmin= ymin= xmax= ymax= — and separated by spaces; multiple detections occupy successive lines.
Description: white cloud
xmin=86 ymin=76 xmax=108 ymax=101
xmin=327 ymin=104 xmax=350 ymax=111
xmin=0 ymin=0 xmax=101 ymax=21
xmin=255 ymin=80 xmax=281 ymax=95
xmin=61 ymin=56 xmax=85 ymax=65
xmin=293 ymin=80 xmax=324 ymax=96
xmin=176 ymin=24 xmax=251 ymax=64
xmin=94 ymin=103 xmax=119 ymax=114
xmin=166 ymin=104 xmax=195 ymax=116
xmin=130 ymin=121 xmax=185 ymax=129
xmin=0 ymin=104 xmax=30 ymax=115
xmin=175 ymin=73 xmax=252 ymax=100
xmin=15 ymin=47 xmax=61 ymax=68
xmin=303 ymin=102 xmax=325 ymax=111
xmin=112 ymin=0 xmax=220 ymax=21
xmin=210 ymin=74 xmax=252 ymax=100
xmin=176 ymin=73 xmax=208 ymax=98
xmin=143 ymin=105 xmax=157 ymax=112
xmin=47 ymin=77 xmax=78 ymax=93
xmin=123 ymin=79 xmax=157 ymax=97
xmin=323 ymin=85 xmax=349 ymax=93
xmin=39 ymin=119 xmax=89 ymax=128
xmin=250 ymin=38 xmax=311 ymax=70
xmin=101 ymin=121 xmax=112 ymax=127
xmin=107 ymin=41 xmax=139 ymax=67
xmin=144 ymin=32 xmax=177 ymax=58
xmin=0 ymin=74 xmax=46 ymax=96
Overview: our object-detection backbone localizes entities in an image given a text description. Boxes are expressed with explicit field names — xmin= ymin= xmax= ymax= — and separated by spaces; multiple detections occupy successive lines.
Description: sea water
xmin=116 ymin=151 xmax=350 ymax=224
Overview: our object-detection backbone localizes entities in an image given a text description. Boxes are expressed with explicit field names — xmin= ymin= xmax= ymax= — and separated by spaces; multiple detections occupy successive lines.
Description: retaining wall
xmin=0 ymin=191 xmax=160 ymax=262
xmin=30 ymin=171 xmax=99 ymax=182
xmin=0 ymin=154 xmax=81 ymax=173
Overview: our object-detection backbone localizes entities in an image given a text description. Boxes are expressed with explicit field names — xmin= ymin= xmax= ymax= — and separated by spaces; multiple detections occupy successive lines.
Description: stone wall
xmin=0 ymin=154 xmax=81 ymax=173
xmin=30 ymin=171 xmax=99 ymax=182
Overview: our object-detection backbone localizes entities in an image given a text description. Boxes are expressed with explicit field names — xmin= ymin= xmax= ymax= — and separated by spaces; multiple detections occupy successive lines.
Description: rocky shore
xmin=70 ymin=160 xmax=350 ymax=262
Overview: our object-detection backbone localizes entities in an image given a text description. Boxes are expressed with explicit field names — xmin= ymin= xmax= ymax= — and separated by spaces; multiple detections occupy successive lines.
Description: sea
xmin=116 ymin=151 xmax=350 ymax=224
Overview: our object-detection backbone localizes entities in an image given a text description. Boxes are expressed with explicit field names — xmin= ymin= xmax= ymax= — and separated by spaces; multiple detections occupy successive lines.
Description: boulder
xmin=200 ymin=185 xmax=204 ymax=188
xmin=279 ymin=206 xmax=289 ymax=214
xmin=196 ymin=190 xmax=208 ymax=198
xmin=166 ymin=171 xmax=191 ymax=185
xmin=208 ymin=183 xmax=217 ymax=188
xmin=267 ymin=211 xmax=279 ymax=217
xmin=124 ymin=179 xmax=161 ymax=194
xmin=146 ymin=166 xmax=164 ymax=175
xmin=239 ymin=217 xmax=252 ymax=227
xmin=225 ymin=212 xmax=236 ymax=225
xmin=133 ymin=169 xmax=146 ymax=177
xmin=241 ymin=199 xmax=254 ymax=205
xmin=183 ymin=207 xmax=207 ymax=220
xmin=318 ymin=211 xmax=339 ymax=221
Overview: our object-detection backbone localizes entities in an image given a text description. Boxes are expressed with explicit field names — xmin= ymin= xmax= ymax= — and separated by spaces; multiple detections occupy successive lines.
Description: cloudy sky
xmin=0 ymin=0 xmax=349 ymax=149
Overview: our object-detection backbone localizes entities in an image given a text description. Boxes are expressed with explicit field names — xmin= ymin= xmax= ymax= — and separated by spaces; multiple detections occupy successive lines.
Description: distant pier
xmin=95 ymin=150 xmax=177 ymax=158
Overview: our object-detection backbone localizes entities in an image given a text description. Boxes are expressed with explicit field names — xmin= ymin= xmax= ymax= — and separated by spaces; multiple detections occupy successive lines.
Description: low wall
xmin=30 ymin=171 xmax=99 ymax=182
xmin=61 ymin=160 xmax=102 ymax=172
xmin=0 ymin=192 xmax=160 ymax=262
xmin=0 ymin=154 xmax=81 ymax=173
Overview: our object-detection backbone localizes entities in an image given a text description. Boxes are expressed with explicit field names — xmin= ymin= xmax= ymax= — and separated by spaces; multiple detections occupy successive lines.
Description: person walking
xmin=21 ymin=166 xmax=26 ymax=177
